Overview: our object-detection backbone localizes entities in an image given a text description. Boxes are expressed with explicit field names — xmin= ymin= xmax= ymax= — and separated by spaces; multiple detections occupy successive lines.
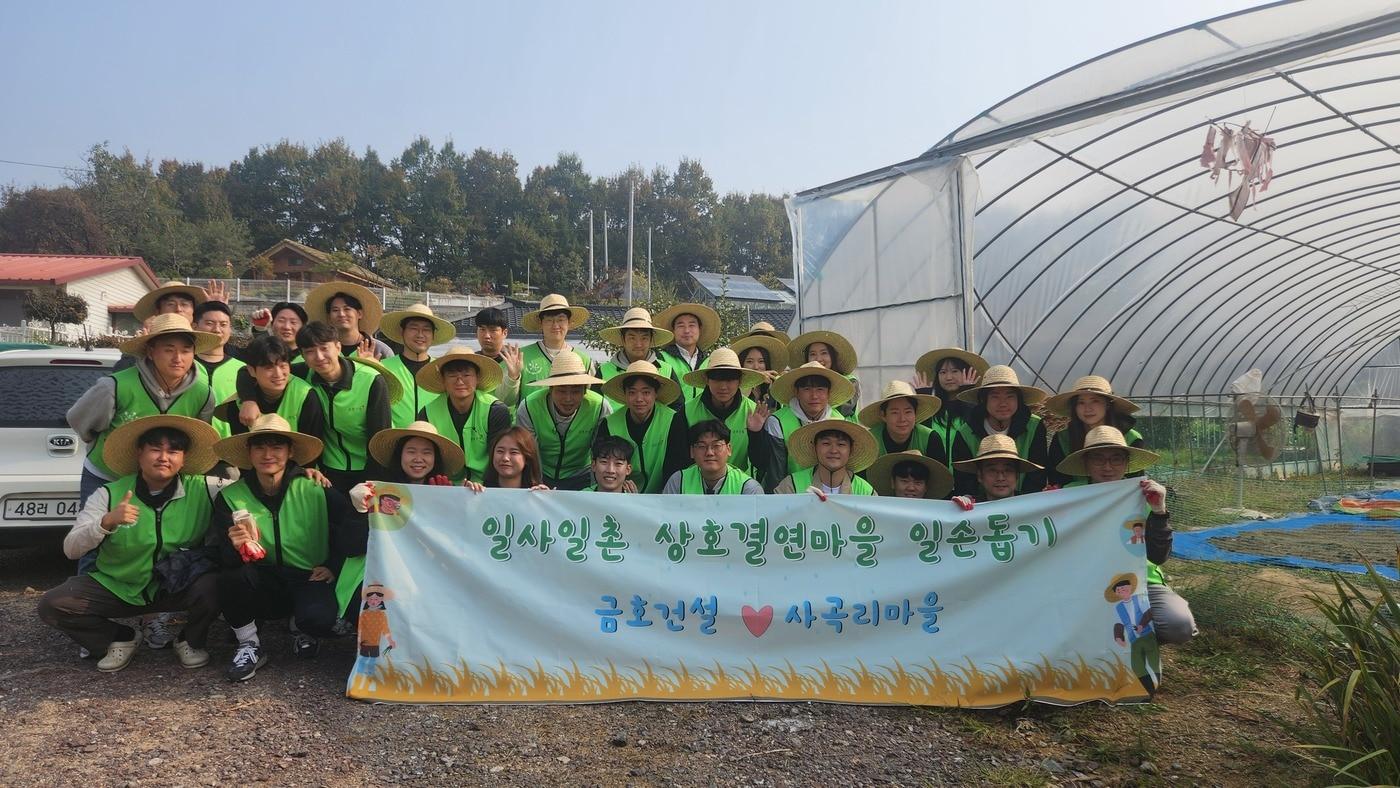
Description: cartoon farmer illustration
xmin=351 ymin=582 xmax=397 ymax=692
xmin=1125 ymin=519 xmax=1147 ymax=546
xmin=1106 ymin=572 xmax=1160 ymax=695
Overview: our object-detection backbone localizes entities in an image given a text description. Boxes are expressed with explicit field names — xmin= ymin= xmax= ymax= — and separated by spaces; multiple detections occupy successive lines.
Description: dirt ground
xmin=2 ymin=543 xmax=1316 ymax=787
xmin=1211 ymin=522 xmax=1400 ymax=567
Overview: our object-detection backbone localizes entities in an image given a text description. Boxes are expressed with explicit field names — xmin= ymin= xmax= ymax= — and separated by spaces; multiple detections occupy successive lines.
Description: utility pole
xmin=647 ymin=227 xmax=653 ymax=302
xmin=585 ymin=210 xmax=595 ymax=290
xmin=603 ymin=210 xmax=609 ymax=274
xmin=626 ymin=182 xmax=635 ymax=306
xmin=526 ymin=257 xmax=530 ymax=295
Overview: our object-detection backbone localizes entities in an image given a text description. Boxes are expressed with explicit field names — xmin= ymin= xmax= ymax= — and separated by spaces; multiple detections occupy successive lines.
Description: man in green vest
xmin=378 ymin=303 xmax=455 ymax=428
xmin=661 ymin=420 xmax=764 ymax=495
xmin=472 ymin=307 xmax=523 ymax=409
xmin=749 ymin=362 xmax=854 ymax=491
xmin=193 ymin=301 xmax=247 ymax=440
xmin=213 ymin=414 xmax=357 ymax=681
xmin=297 ymin=321 xmax=392 ymax=490
xmin=954 ymin=365 xmax=1050 ymax=494
xmin=39 ymin=415 xmax=226 ymax=672
xmin=681 ymin=348 xmax=764 ymax=473
xmin=517 ymin=353 xmax=609 ymax=490
xmin=596 ymin=360 xmax=688 ymax=493
xmin=415 ymin=348 xmax=511 ymax=482
xmin=597 ymin=307 xmax=680 ymax=407
xmin=217 ymin=334 xmax=324 ymax=437
xmin=858 ymin=380 xmax=941 ymax=460
xmin=951 ymin=434 xmax=1042 ymax=505
xmin=865 ymin=450 xmax=955 ymax=500
xmin=655 ymin=302 xmax=721 ymax=400
xmin=773 ymin=419 xmax=878 ymax=496
xmin=586 ymin=436 xmax=635 ymax=493
xmin=518 ymin=294 xmax=597 ymax=391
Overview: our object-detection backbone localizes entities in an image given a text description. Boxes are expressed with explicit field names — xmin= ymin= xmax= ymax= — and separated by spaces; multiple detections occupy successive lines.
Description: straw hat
xmin=119 ymin=313 xmax=221 ymax=357
xmin=1044 ymin=375 xmax=1140 ymax=417
xmin=682 ymin=347 xmax=764 ymax=390
xmin=415 ymin=348 xmax=503 ymax=394
xmin=1056 ymin=425 xmax=1160 ymax=476
xmin=379 ymin=303 xmax=456 ymax=346
xmin=728 ymin=334 xmax=788 ymax=373
xmin=368 ymin=421 xmax=466 ymax=476
xmin=865 ymin=450 xmax=954 ymax=499
xmin=857 ymin=380 xmax=942 ymax=428
xmin=602 ymin=360 xmax=680 ymax=405
xmin=787 ymin=331 xmax=858 ymax=375
xmin=1103 ymin=572 xmax=1139 ymax=603
xmin=738 ymin=321 xmax=790 ymax=342
xmin=522 ymin=294 xmax=590 ymax=332
xmin=305 ymin=281 xmax=384 ymax=335
xmin=103 ymin=415 xmax=221 ymax=477
xmin=213 ymin=413 xmax=323 ymax=469
xmin=788 ymin=418 xmax=879 ymax=473
xmin=529 ymin=352 xmax=604 ymax=388
xmin=952 ymin=434 xmax=1044 ymax=473
xmin=134 ymin=281 xmax=208 ymax=322
xmin=598 ymin=307 xmax=674 ymax=347
xmin=655 ymin=302 xmax=721 ymax=349
xmin=770 ymin=362 xmax=855 ymax=407
xmin=348 ymin=355 xmax=405 ymax=404
xmin=955 ymin=365 xmax=1048 ymax=405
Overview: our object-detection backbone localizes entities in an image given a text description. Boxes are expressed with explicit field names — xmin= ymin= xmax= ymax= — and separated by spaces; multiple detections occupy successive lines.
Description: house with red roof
xmin=0 ymin=254 xmax=159 ymax=340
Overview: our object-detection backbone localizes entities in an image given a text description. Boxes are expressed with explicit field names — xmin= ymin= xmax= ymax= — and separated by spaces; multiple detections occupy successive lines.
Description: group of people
xmin=39 ymin=279 xmax=1195 ymax=685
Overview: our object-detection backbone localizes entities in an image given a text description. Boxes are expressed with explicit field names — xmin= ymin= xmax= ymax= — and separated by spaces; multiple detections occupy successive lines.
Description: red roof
xmin=0 ymin=254 xmax=159 ymax=288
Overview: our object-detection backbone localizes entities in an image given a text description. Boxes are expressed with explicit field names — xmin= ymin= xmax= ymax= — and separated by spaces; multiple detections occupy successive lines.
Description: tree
xmin=24 ymin=288 xmax=89 ymax=342
xmin=0 ymin=187 xmax=109 ymax=254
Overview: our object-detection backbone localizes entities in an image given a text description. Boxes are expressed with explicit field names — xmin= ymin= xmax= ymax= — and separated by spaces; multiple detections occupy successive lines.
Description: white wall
xmin=65 ymin=267 xmax=152 ymax=337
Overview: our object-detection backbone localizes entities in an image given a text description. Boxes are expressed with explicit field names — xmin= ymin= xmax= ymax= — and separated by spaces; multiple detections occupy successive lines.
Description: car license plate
xmin=3 ymin=497 xmax=81 ymax=520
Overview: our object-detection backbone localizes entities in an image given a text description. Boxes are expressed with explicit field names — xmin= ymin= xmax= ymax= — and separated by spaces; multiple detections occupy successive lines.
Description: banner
xmin=345 ymin=479 xmax=1157 ymax=707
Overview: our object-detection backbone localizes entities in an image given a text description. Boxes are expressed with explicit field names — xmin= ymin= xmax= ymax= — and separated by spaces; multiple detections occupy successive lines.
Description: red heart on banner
xmin=742 ymin=604 xmax=774 ymax=638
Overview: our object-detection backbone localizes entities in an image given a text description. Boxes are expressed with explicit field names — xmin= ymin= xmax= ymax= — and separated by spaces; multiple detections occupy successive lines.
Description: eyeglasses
xmin=691 ymin=441 xmax=729 ymax=454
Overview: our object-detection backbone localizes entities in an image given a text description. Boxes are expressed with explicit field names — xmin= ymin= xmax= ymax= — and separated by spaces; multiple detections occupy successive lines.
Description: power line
xmin=0 ymin=157 xmax=89 ymax=174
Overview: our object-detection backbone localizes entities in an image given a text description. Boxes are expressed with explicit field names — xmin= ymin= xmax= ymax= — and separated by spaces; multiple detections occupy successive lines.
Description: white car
xmin=0 ymin=346 xmax=119 ymax=547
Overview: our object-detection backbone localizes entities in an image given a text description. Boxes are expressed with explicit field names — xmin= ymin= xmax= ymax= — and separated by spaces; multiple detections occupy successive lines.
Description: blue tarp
xmin=1174 ymin=513 xmax=1400 ymax=580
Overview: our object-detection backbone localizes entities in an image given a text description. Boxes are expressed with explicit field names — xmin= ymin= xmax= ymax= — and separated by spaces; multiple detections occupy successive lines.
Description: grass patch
xmin=973 ymin=764 xmax=1053 ymax=787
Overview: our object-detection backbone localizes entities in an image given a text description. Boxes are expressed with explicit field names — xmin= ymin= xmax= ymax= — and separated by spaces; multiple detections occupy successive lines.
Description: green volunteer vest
xmin=679 ymin=464 xmax=753 ymax=495
xmin=525 ymin=388 xmax=603 ymax=484
xmin=604 ymin=406 xmax=676 ymax=493
xmin=790 ymin=467 xmax=876 ymax=496
xmin=380 ymin=355 xmax=440 ymax=429
xmin=92 ymin=474 xmax=213 ymax=606
xmin=219 ymin=475 xmax=329 ymax=572
xmin=659 ymin=348 xmax=709 ymax=400
xmin=423 ymin=392 xmax=498 ymax=482
xmin=520 ymin=342 xmax=592 ymax=390
xmin=225 ymin=376 xmax=313 ymax=434
xmin=1013 ymin=414 xmax=1042 ymax=493
xmin=773 ymin=406 xmax=849 ymax=473
xmin=88 ymin=366 xmax=211 ymax=479
xmin=930 ymin=411 xmax=978 ymax=468
xmin=306 ymin=361 xmax=378 ymax=472
xmin=871 ymin=423 xmax=933 ymax=458
xmin=200 ymin=358 xmax=246 ymax=439
xmin=685 ymin=396 xmax=756 ymax=473
xmin=1066 ymin=478 xmax=1165 ymax=585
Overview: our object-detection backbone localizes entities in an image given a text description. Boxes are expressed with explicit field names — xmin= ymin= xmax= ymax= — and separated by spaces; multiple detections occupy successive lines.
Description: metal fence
xmin=183 ymin=278 xmax=500 ymax=324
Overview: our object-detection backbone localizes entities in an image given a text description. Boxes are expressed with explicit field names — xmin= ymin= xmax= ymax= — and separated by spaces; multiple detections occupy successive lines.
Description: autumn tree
xmin=24 ymin=288 xmax=89 ymax=342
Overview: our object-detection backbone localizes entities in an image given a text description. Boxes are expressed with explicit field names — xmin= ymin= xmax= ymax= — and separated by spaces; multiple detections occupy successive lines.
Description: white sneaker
xmin=143 ymin=612 xmax=177 ymax=649
xmin=97 ymin=630 xmax=143 ymax=672
xmin=173 ymin=640 xmax=209 ymax=669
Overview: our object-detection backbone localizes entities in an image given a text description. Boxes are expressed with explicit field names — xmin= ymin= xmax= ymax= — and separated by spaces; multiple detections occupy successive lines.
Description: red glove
xmin=428 ymin=474 xmax=452 ymax=486
xmin=238 ymin=520 xmax=265 ymax=562
xmin=1043 ymin=484 xmax=1061 ymax=492
xmin=952 ymin=495 xmax=975 ymax=511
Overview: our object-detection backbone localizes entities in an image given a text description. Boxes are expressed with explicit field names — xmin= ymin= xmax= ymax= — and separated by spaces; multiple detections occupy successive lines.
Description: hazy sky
xmin=2 ymin=1 xmax=1263 ymax=197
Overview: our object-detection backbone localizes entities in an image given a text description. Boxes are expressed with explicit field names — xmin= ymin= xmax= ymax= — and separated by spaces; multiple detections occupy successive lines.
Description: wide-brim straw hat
xmin=915 ymin=347 xmax=990 ymax=379
xmin=738 ymin=321 xmax=790 ymax=342
xmin=602 ymin=360 xmax=680 ymax=405
xmin=1104 ymin=572 xmax=1139 ymax=603
xmin=787 ymin=330 xmax=858 ymax=375
xmin=349 ymin=355 xmax=405 ymax=404
xmin=380 ymin=303 xmax=456 ymax=345
xmin=119 ymin=313 xmax=221 ymax=357
xmin=858 ymin=380 xmax=942 ymax=428
xmin=523 ymin=294 xmax=590 ymax=332
xmin=103 ymin=415 xmax=221 ymax=477
xmin=598 ymin=307 xmax=674 ymax=347
xmin=788 ymin=418 xmax=879 ymax=473
xmin=134 ymin=281 xmax=208 ymax=322
xmin=655 ymin=302 xmax=721 ymax=349
xmin=865 ymin=450 xmax=954 ymax=499
xmin=683 ymin=347 xmax=764 ymax=390
xmin=770 ymin=362 xmax=855 ymax=407
xmin=529 ymin=352 xmax=604 ymax=388
xmin=368 ymin=421 xmax=466 ymax=476
xmin=1044 ymin=375 xmax=1140 ymax=417
xmin=728 ymin=334 xmax=788 ymax=373
xmin=305 ymin=281 xmax=384 ymax=336
xmin=1056 ymin=425 xmax=1160 ymax=476
xmin=952 ymin=434 xmax=1043 ymax=473
xmin=212 ymin=413 xmax=321 ymax=470
xmin=955 ymin=364 xmax=1048 ymax=405
xmin=415 ymin=348 xmax=503 ymax=394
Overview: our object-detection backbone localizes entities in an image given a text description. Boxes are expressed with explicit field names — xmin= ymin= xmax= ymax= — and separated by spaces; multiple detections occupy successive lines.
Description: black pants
xmin=216 ymin=564 xmax=338 ymax=638
xmin=39 ymin=573 xmax=219 ymax=652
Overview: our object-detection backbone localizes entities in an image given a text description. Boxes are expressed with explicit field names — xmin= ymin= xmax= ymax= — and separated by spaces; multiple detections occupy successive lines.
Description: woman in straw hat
xmin=304 ymin=281 xmax=394 ymax=360
xmin=377 ymin=304 xmax=457 ymax=428
xmin=517 ymin=353 xmax=610 ymax=490
xmin=731 ymin=333 xmax=786 ymax=410
xmin=682 ymin=348 xmax=765 ymax=474
xmin=788 ymin=329 xmax=861 ymax=418
xmin=362 ymin=421 xmax=466 ymax=490
xmin=597 ymin=307 xmax=681 ymax=407
xmin=914 ymin=347 xmax=988 ymax=484
xmin=655 ymin=302 xmax=722 ymax=400
xmin=1044 ymin=375 xmax=1147 ymax=487
xmin=518 ymin=294 xmax=597 ymax=391
xmin=858 ymin=380 xmax=942 ymax=462
xmin=751 ymin=362 xmax=855 ymax=490
xmin=951 ymin=434 xmax=1044 ymax=505
xmin=597 ymin=360 xmax=689 ymax=493
xmin=249 ymin=301 xmax=309 ymax=349
xmin=415 ymin=349 xmax=511 ymax=482
xmin=955 ymin=365 xmax=1050 ymax=494
xmin=211 ymin=414 xmax=356 ymax=681
xmin=1058 ymin=426 xmax=1196 ymax=647
xmin=40 ymin=415 xmax=227 ymax=673
xmin=773 ymin=418 xmax=878 ymax=496
xmin=865 ymin=450 xmax=954 ymax=500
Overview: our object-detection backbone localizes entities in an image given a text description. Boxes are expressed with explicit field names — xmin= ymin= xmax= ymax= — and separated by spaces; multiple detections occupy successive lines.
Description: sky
xmin=1 ymin=1 xmax=1266 ymax=198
